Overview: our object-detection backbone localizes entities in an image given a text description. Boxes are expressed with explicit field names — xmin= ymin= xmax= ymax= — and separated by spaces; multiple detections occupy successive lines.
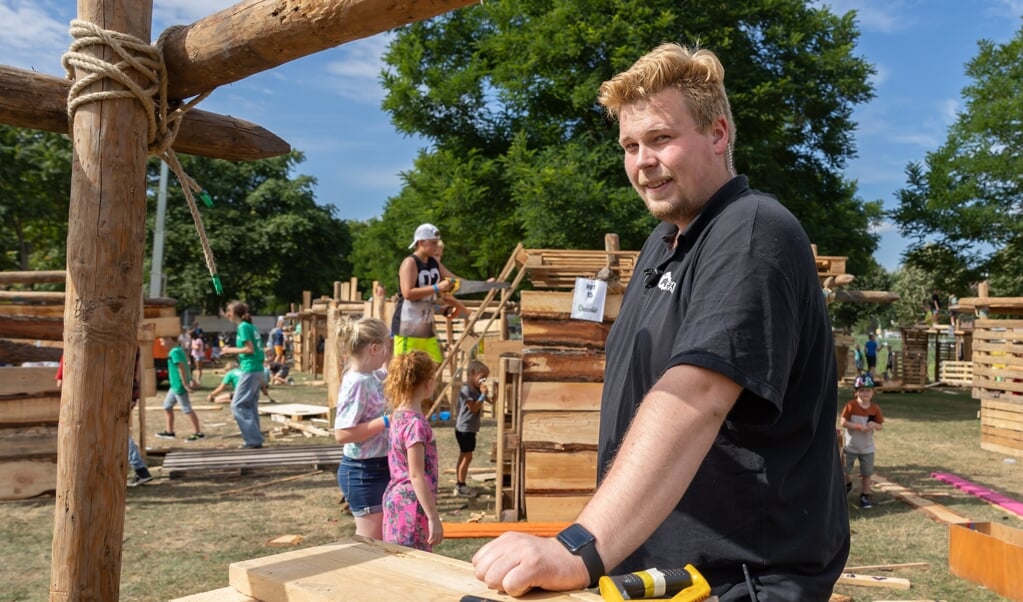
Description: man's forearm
xmin=575 ymin=365 xmax=738 ymax=572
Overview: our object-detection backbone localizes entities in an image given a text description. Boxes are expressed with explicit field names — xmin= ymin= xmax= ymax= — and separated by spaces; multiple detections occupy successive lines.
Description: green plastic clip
xmin=212 ymin=273 xmax=223 ymax=296
xmin=199 ymin=190 xmax=213 ymax=207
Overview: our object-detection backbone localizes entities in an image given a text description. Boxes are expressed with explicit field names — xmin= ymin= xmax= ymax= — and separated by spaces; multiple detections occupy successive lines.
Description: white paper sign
xmin=570 ymin=277 xmax=607 ymax=322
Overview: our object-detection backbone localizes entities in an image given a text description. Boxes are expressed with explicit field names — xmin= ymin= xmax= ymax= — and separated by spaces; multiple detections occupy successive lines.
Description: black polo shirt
xmin=599 ymin=176 xmax=849 ymax=600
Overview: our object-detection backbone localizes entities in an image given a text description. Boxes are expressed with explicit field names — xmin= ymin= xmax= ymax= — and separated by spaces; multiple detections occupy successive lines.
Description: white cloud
xmin=813 ymin=0 xmax=912 ymax=34
xmin=322 ymin=34 xmax=393 ymax=104
xmin=0 ymin=1 xmax=71 ymax=75
xmin=152 ymin=0 xmax=237 ymax=30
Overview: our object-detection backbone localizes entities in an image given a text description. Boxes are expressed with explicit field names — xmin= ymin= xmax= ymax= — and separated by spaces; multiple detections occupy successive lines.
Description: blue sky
xmin=2 ymin=0 xmax=1022 ymax=271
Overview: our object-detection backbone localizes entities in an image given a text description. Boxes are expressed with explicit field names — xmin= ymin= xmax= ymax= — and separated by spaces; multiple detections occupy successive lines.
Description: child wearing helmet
xmin=841 ymin=374 xmax=884 ymax=508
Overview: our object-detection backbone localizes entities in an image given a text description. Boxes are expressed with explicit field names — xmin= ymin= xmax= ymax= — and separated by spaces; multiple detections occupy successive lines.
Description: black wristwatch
xmin=556 ymin=523 xmax=604 ymax=588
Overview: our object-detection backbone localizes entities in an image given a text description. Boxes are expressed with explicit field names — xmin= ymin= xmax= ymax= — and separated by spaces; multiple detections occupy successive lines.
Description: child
xmin=841 ymin=374 xmax=884 ymax=509
xmin=220 ymin=300 xmax=266 ymax=449
xmin=334 ymin=317 xmax=392 ymax=539
xmin=207 ymin=361 xmax=277 ymax=404
xmin=382 ymin=350 xmax=443 ymax=551
xmin=155 ymin=336 xmax=205 ymax=442
xmin=454 ymin=360 xmax=491 ymax=496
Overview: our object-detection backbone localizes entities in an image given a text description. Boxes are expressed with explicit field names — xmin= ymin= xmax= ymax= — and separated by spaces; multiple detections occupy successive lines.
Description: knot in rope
xmin=61 ymin=20 xmax=222 ymax=295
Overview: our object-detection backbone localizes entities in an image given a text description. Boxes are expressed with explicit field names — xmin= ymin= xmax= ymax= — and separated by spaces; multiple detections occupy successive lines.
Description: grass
xmin=2 ymin=374 xmax=1021 ymax=600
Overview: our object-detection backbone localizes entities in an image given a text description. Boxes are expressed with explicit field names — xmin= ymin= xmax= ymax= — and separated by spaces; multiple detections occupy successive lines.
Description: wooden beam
xmin=160 ymin=0 xmax=480 ymax=100
xmin=0 ymin=270 xmax=66 ymax=285
xmin=0 ymin=315 xmax=64 ymax=341
xmin=0 ymin=65 xmax=290 ymax=161
xmin=50 ymin=1 xmax=151 ymax=598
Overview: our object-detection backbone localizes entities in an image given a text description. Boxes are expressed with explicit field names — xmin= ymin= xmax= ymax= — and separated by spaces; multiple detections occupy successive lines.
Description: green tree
xmin=890 ymin=21 xmax=1023 ymax=296
xmin=354 ymin=0 xmax=879 ymax=282
xmin=0 ymin=126 xmax=72 ymax=272
xmin=148 ymin=152 xmax=353 ymax=314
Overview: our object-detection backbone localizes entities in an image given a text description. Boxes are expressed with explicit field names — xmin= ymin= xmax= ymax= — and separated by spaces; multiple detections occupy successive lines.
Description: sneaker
xmin=154 ymin=431 xmax=175 ymax=439
xmin=859 ymin=494 xmax=873 ymax=509
xmin=239 ymin=443 xmax=263 ymax=449
xmin=127 ymin=474 xmax=153 ymax=487
xmin=455 ymin=484 xmax=473 ymax=497
xmin=186 ymin=433 xmax=205 ymax=442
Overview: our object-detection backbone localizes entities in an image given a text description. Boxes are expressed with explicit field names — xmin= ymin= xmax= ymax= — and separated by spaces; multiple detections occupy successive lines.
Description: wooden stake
xmin=161 ymin=0 xmax=480 ymax=99
xmin=0 ymin=65 xmax=289 ymax=161
xmin=49 ymin=2 xmax=152 ymax=599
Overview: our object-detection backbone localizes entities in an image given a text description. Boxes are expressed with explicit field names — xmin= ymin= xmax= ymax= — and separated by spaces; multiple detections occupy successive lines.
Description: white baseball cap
xmin=408 ymin=223 xmax=441 ymax=249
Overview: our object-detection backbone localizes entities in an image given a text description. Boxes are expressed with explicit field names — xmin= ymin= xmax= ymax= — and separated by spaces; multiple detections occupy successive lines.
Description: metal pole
xmin=148 ymin=160 xmax=169 ymax=297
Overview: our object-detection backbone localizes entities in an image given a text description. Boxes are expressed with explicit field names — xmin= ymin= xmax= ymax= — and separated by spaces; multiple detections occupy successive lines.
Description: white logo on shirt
xmin=657 ymin=271 xmax=676 ymax=293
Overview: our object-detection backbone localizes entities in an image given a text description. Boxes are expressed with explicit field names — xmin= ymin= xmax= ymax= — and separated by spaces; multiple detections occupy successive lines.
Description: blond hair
xmin=335 ymin=317 xmax=390 ymax=364
xmin=384 ymin=351 xmax=436 ymax=411
xmin=598 ymin=43 xmax=736 ymax=149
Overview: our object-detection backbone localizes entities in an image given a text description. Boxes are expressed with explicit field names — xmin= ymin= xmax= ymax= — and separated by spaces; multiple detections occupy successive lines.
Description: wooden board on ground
xmin=836 ymin=572 xmax=911 ymax=590
xmin=160 ymin=444 xmax=343 ymax=476
xmin=227 ymin=536 xmax=603 ymax=601
xmin=870 ymin=475 xmax=970 ymax=524
xmin=258 ymin=403 xmax=330 ymax=421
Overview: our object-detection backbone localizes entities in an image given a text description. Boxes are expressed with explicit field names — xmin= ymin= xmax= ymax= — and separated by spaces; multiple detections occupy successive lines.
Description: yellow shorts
xmin=273 ymin=345 xmax=285 ymax=356
xmin=393 ymin=335 xmax=442 ymax=363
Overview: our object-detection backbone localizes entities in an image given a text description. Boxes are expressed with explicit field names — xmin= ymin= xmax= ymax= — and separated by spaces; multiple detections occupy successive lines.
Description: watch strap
xmin=557 ymin=524 xmax=604 ymax=588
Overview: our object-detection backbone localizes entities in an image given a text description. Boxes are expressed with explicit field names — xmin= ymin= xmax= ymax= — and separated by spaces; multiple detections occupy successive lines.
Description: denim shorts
xmin=163 ymin=390 xmax=193 ymax=414
xmin=337 ymin=455 xmax=389 ymax=517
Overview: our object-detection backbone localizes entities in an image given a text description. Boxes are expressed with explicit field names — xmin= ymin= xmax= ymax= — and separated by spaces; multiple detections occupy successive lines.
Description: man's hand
xmin=472 ymin=532 xmax=590 ymax=597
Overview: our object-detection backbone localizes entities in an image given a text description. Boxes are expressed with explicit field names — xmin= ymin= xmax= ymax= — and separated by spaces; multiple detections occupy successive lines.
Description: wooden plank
xmin=0 ymin=65 xmax=290 ymax=161
xmin=836 ymin=573 xmax=911 ymax=590
xmin=0 ymin=367 xmax=59 ymax=396
xmin=949 ymin=522 xmax=1023 ymax=601
xmin=161 ymin=444 xmax=344 ymax=475
xmin=259 ymin=403 xmax=330 ymax=420
xmin=228 ymin=537 xmax=603 ymax=601
xmin=0 ymin=339 xmax=62 ymax=364
xmin=0 ymin=314 xmax=63 ymax=340
xmin=0 ymin=426 xmax=59 ymax=460
xmin=0 ymin=394 xmax=61 ymax=426
xmin=521 ymin=348 xmax=605 ymax=382
xmin=170 ymin=586 xmax=260 ymax=602
xmin=520 ymin=290 xmax=623 ymax=321
xmin=843 ymin=562 xmax=930 ymax=572
xmin=520 ymin=382 xmax=603 ymax=411
xmin=0 ymin=458 xmax=57 ymax=500
xmin=524 ymin=494 xmax=591 ymax=522
xmin=524 ymin=450 xmax=597 ymax=492
xmin=521 ymin=318 xmax=610 ymax=349
xmin=479 ymin=339 xmax=524 ymax=361
xmin=442 ymin=521 xmax=570 ymax=539
xmin=0 ymin=270 xmax=66 ymax=285
xmin=870 ymin=475 xmax=970 ymax=525
xmin=521 ymin=411 xmax=599 ymax=447
xmin=162 ymin=0 xmax=481 ymax=100
xmin=0 ymin=304 xmax=66 ymax=318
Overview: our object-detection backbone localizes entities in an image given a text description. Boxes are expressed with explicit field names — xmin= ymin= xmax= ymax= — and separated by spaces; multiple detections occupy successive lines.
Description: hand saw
xmin=446 ymin=278 xmax=510 ymax=296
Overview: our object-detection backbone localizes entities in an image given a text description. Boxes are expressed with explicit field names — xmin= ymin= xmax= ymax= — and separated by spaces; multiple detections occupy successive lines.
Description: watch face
xmin=557 ymin=524 xmax=594 ymax=552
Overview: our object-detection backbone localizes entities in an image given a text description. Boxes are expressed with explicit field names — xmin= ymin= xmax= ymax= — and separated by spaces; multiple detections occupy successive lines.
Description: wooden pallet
xmin=258 ymin=403 xmax=329 ymax=421
xmin=161 ymin=444 xmax=343 ymax=476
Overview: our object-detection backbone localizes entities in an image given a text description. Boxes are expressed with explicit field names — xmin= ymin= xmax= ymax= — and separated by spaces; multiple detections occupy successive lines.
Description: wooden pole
xmin=0 ymin=65 xmax=289 ymax=161
xmin=49 ymin=1 xmax=152 ymax=599
xmin=160 ymin=0 xmax=479 ymax=100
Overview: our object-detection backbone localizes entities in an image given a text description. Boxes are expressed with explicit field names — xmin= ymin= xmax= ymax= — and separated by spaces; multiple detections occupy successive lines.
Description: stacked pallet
xmin=514 ymin=284 xmax=622 ymax=521
xmin=972 ymin=318 xmax=1023 ymax=457
xmin=0 ymin=270 xmax=178 ymax=499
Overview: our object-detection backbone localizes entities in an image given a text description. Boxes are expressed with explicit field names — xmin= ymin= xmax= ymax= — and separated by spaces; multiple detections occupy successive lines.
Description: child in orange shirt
xmin=841 ymin=374 xmax=884 ymax=508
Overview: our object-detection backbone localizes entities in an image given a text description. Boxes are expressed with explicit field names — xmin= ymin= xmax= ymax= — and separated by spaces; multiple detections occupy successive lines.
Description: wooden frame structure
xmin=0 ymin=0 xmax=479 ymax=598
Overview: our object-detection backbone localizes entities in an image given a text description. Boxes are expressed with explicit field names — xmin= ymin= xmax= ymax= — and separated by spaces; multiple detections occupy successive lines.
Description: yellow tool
xmin=598 ymin=564 xmax=710 ymax=601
